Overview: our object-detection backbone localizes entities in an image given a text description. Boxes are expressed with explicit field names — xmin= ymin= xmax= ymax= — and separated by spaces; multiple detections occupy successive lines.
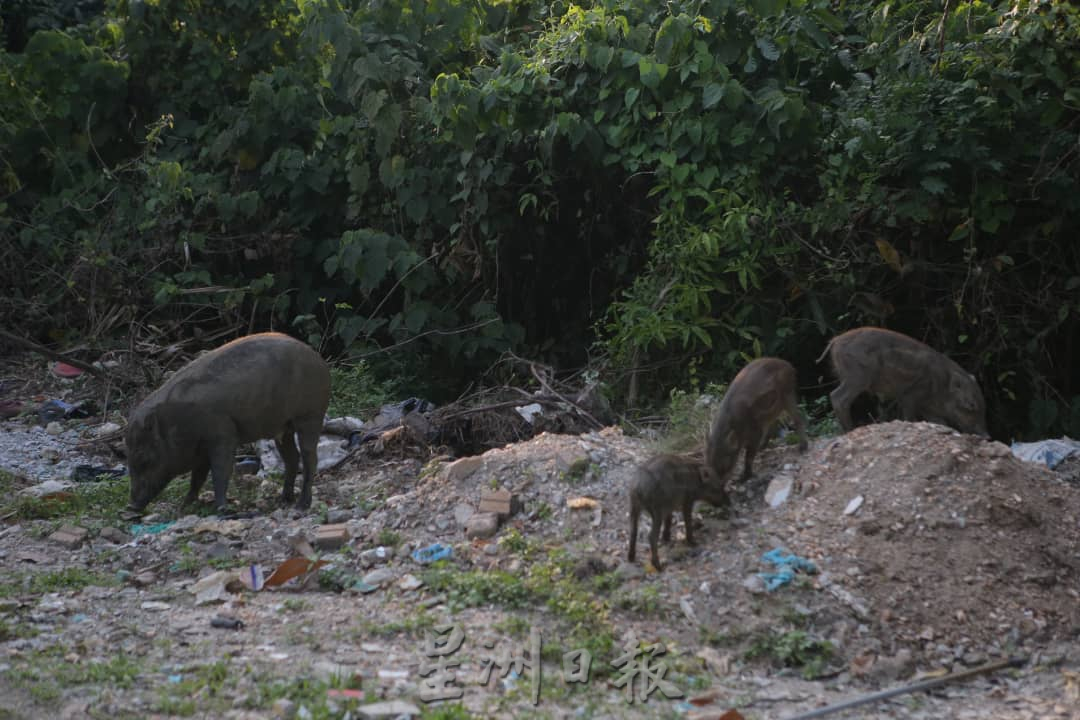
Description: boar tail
xmin=815 ymin=338 xmax=836 ymax=365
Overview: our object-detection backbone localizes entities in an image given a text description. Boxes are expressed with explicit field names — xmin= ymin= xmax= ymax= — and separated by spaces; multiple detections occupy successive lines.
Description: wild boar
xmin=706 ymin=357 xmax=808 ymax=484
xmin=818 ymin=326 xmax=988 ymax=436
xmin=125 ymin=332 xmax=331 ymax=513
xmin=628 ymin=454 xmax=730 ymax=570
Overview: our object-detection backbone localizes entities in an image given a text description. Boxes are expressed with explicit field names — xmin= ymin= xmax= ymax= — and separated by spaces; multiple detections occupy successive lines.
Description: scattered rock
xmin=314 ymin=524 xmax=350 ymax=550
xmin=361 ymin=568 xmax=397 ymax=588
xmin=357 ymin=700 xmax=422 ymax=718
xmin=844 ymin=495 xmax=864 ymax=516
xmin=614 ymin=562 xmax=645 ymax=581
xmin=45 ymin=421 xmax=64 ymax=436
xmin=326 ymin=509 xmax=353 ymax=524
xmin=99 ymin=527 xmax=130 ymax=544
xmin=464 ymin=512 xmax=500 ymax=539
xmin=444 ymin=455 xmax=484 ymax=483
xmin=397 ymin=574 xmax=423 ymax=591
xmin=48 ymin=524 xmax=88 ymax=549
xmin=453 ymin=503 xmax=474 ymax=526
xmin=21 ymin=479 xmax=71 ymax=497
xmin=271 ymin=698 xmax=297 ymax=720
xmin=765 ymin=475 xmax=795 ymax=508
xmin=478 ymin=488 xmax=515 ymax=519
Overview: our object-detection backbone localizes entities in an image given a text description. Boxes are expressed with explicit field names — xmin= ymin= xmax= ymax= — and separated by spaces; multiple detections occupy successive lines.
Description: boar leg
xmin=786 ymin=395 xmax=809 ymax=452
xmin=274 ymin=431 xmax=300 ymax=505
xmin=628 ymin=500 xmax=640 ymax=562
xmin=682 ymin=499 xmax=696 ymax=546
xmin=183 ymin=459 xmax=211 ymax=508
xmin=648 ymin=509 xmax=664 ymax=570
xmin=829 ymin=383 xmax=859 ymax=432
xmin=207 ymin=442 xmax=236 ymax=513
xmin=294 ymin=417 xmax=322 ymax=509
xmin=661 ymin=512 xmax=673 ymax=542
xmin=741 ymin=438 xmax=760 ymax=481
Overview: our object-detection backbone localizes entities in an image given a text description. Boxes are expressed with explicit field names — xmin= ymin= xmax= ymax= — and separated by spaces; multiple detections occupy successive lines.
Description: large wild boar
xmin=706 ymin=357 xmax=808 ymax=483
xmin=125 ymin=332 xmax=331 ymax=513
xmin=818 ymin=327 xmax=988 ymax=436
xmin=628 ymin=454 xmax=729 ymax=570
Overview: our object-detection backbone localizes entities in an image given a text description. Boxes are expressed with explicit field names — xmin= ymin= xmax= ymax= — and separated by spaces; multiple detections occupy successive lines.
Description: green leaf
xmin=638 ymin=59 xmax=668 ymax=89
xmin=920 ymin=177 xmax=948 ymax=195
xmin=624 ymin=87 xmax=640 ymax=109
xmin=702 ymin=83 xmax=725 ymax=109
xmin=756 ymin=37 xmax=781 ymax=61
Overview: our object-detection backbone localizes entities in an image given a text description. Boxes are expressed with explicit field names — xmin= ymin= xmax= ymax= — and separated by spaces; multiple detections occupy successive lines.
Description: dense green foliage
xmin=2 ymin=0 xmax=1078 ymax=437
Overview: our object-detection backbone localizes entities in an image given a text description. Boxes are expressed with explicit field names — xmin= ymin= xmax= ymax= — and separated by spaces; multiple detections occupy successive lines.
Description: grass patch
xmin=355 ymin=610 xmax=436 ymax=639
xmin=155 ymin=661 xmax=231 ymax=716
xmin=420 ymin=704 xmax=473 ymax=720
xmin=560 ymin=458 xmax=593 ymax=484
xmin=376 ymin=529 xmax=402 ymax=547
xmin=745 ymin=629 xmax=834 ymax=679
xmin=0 ymin=567 xmax=119 ymax=598
xmin=327 ymin=362 xmax=397 ymax=419
xmin=615 ymin=584 xmax=663 ymax=615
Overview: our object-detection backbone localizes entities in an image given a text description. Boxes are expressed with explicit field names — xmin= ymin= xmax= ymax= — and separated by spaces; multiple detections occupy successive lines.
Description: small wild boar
xmin=628 ymin=454 xmax=730 ymax=570
xmin=125 ymin=332 xmax=331 ymax=514
xmin=706 ymin=357 xmax=808 ymax=484
xmin=818 ymin=327 xmax=988 ymax=436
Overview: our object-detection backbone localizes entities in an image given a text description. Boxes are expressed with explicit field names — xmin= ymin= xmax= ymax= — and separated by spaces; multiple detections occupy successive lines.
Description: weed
xmin=422 ymin=565 xmax=530 ymax=611
xmin=615 ymin=585 xmax=662 ymax=614
xmin=328 ymin=362 xmax=396 ymax=418
xmin=498 ymin=527 xmax=529 ymax=555
xmin=493 ymin=615 xmax=531 ymax=638
xmin=661 ymin=384 xmax=726 ymax=454
xmin=376 ymin=529 xmax=402 ymax=547
xmin=745 ymin=629 xmax=833 ymax=679
xmin=281 ymin=598 xmax=309 ymax=613
xmin=172 ymin=543 xmax=202 ymax=574
xmin=535 ymin=501 xmax=554 ymax=521
xmin=421 ymin=703 xmax=473 ymax=720
xmin=0 ymin=567 xmax=118 ymax=597
xmin=356 ymin=611 xmax=435 ymax=639
xmin=561 ymin=458 xmax=591 ymax=484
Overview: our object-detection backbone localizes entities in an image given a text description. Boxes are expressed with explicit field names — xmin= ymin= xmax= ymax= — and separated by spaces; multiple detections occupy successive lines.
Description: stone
xmin=764 ymin=475 xmax=795 ymax=508
xmin=357 ymin=700 xmax=422 ymax=718
xmin=45 ymin=421 xmax=64 ymax=435
xmin=478 ymin=488 xmax=514 ymax=519
xmin=314 ymin=524 xmax=350 ymax=550
xmin=397 ymin=574 xmax=423 ymax=591
xmin=20 ymin=480 xmax=71 ymax=497
xmin=359 ymin=547 xmax=392 ymax=567
xmin=361 ymin=568 xmax=397 ymax=588
xmin=271 ymin=698 xmax=297 ymax=720
xmin=464 ymin=512 xmax=499 ymax=539
xmin=444 ymin=455 xmax=483 ymax=483
xmin=844 ymin=495 xmax=865 ymax=516
xmin=98 ymin=527 xmax=130 ymax=544
xmin=453 ymin=503 xmax=474 ymax=526
xmin=326 ymin=509 xmax=353 ymax=524
xmin=614 ymin=562 xmax=645 ymax=581
xmin=205 ymin=541 xmax=235 ymax=561
xmin=49 ymin=524 xmax=88 ymax=549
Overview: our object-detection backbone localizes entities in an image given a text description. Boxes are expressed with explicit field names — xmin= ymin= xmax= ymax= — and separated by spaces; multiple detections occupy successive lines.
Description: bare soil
xmin=1 ymin=360 xmax=1079 ymax=719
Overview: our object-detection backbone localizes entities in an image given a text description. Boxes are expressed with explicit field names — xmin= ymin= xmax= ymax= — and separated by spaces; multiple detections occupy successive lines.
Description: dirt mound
xmin=782 ymin=421 xmax=1080 ymax=659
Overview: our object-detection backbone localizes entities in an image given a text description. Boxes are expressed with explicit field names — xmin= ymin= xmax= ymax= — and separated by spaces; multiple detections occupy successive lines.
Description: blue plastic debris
xmin=167 ymin=674 xmax=183 ymax=684
xmin=411 ymin=543 xmax=453 ymax=564
xmin=757 ymin=547 xmax=818 ymax=592
xmin=130 ymin=522 xmax=174 ymax=536
xmin=1011 ymin=438 xmax=1080 ymax=469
